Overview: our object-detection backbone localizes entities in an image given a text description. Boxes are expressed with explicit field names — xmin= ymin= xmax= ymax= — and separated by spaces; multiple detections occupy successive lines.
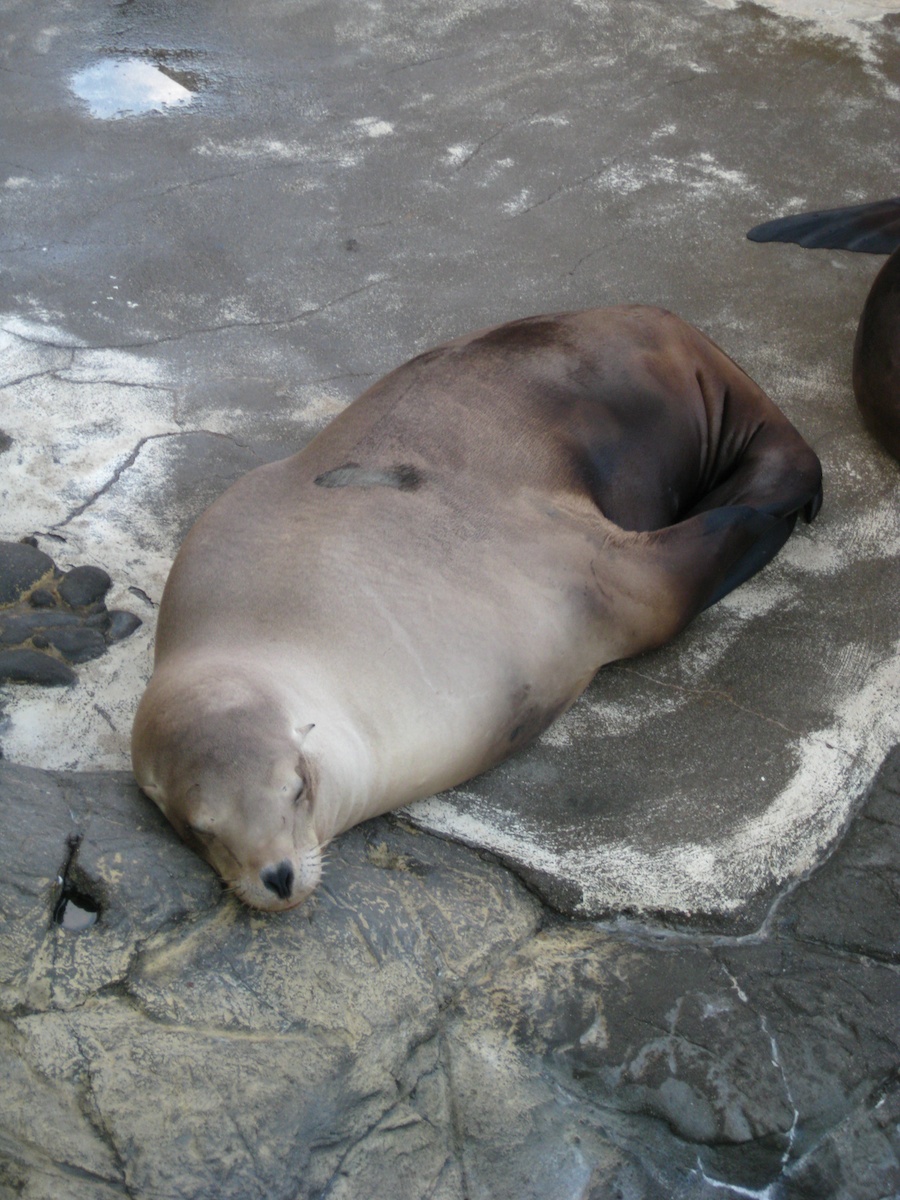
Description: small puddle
xmin=71 ymin=57 xmax=196 ymax=119
xmin=54 ymin=886 xmax=101 ymax=932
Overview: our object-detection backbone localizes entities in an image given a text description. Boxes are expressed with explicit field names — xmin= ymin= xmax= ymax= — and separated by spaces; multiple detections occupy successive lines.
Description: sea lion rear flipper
xmin=747 ymin=198 xmax=900 ymax=255
xmin=608 ymin=504 xmax=798 ymax=660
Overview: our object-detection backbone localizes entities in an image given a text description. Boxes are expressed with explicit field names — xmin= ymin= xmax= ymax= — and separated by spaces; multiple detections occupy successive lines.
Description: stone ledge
xmin=1 ymin=752 xmax=898 ymax=1198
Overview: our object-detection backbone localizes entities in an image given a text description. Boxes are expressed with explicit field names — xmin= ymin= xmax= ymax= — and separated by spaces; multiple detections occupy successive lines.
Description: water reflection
xmin=71 ymin=57 xmax=195 ymax=119
xmin=53 ymin=886 xmax=101 ymax=931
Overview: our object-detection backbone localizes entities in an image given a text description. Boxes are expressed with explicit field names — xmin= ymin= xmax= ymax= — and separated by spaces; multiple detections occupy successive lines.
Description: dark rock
xmin=0 ymin=752 xmax=897 ymax=1200
xmin=1 ymin=752 xmax=900 ymax=1199
xmin=57 ymin=564 xmax=112 ymax=609
xmin=773 ymin=747 xmax=900 ymax=963
xmin=42 ymin=625 xmax=108 ymax=664
xmin=0 ymin=431 xmax=12 ymax=454
xmin=0 ymin=649 xmax=76 ymax=686
xmin=105 ymin=609 xmax=142 ymax=643
xmin=0 ymin=544 xmax=140 ymax=683
xmin=0 ymin=541 xmax=55 ymax=606
xmin=0 ymin=610 xmax=82 ymax=645
xmin=782 ymin=1074 xmax=900 ymax=1199
xmin=27 ymin=588 xmax=56 ymax=608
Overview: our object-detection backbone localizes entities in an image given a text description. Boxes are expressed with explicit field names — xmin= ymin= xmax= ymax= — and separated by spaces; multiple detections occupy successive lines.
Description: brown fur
xmin=133 ymin=306 xmax=822 ymax=910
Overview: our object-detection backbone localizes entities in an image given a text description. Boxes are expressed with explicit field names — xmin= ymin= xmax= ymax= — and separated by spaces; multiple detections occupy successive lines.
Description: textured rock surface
xmin=1 ymin=752 xmax=898 ymax=1199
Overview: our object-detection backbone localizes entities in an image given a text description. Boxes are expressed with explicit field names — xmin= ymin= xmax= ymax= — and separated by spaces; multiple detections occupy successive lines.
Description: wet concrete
xmin=1 ymin=0 xmax=899 ymax=926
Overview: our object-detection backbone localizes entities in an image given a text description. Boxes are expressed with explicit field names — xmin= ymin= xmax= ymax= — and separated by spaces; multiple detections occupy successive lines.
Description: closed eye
xmin=185 ymin=823 xmax=216 ymax=846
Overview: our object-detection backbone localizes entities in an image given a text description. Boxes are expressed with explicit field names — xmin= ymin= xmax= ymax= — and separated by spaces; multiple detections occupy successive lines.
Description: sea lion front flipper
xmin=747 ymin=198 xmax=900 ymax=255
xmin=604 ymin=504 xmax=796 ymax=660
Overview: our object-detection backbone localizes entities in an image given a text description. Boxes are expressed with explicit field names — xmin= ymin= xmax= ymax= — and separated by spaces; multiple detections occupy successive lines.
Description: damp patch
xmin=71 ymin=58 xmax=195 ymax=120
xmin=54 ymin=886 xmax=101 ymax=931
xmin=53 ymin=834 xmax=102 ymax=932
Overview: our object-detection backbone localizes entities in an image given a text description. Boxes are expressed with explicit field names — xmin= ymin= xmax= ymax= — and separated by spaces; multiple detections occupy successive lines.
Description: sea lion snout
xmin=236 ymin=843 xmax=323 ymax=911
xmin=260 ymin=860 xmax=295 ymax=900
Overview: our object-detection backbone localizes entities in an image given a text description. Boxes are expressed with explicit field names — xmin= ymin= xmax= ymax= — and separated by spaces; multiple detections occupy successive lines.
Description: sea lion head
xmin=132 ymin=658 xmax=323 ymax=911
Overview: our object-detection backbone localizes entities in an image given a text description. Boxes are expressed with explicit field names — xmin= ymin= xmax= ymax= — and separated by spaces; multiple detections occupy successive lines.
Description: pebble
xmin=58 ymin=565 xmax=112 ymax=609
xmin=28 ymin=589 xmax=57 ymax=608
xmin=0 ymin=540 xmax=55 ymax=606
xmin=0 ymin=649 xmax=76 ymax=686
xmin=43 ymin=626 xmax=108 ymax=664
xmin=106 ymin=610 xmax=143 ymax=642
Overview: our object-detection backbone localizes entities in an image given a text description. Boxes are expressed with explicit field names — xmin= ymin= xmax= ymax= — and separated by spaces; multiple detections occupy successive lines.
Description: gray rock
xmin=26 ymin=589 xmax=56 ymax=609
xmin=0 ymin=546 xmax=141 ymax=683
xmin=57 ymin=564 xmax=112 ymax=609
xmin=0 ymin=541 xmax=55 ymax=607
xmin=773 ymin=747 xmax=900 ymax=963
xmin=1 ymin=752 xmax=899 ymax=1199
xmin=41 ymin=624 xmax=108 ymax=663
xmin=0 ymin=649 xmax=76 ymax=686
xmin=105 ymin=610 xmax=143 ymax=643
xmin=0 ymin=610 xmax=83 ymax=645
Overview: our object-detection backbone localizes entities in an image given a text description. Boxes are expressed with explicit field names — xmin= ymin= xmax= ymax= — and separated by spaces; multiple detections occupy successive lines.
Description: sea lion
xmin=748 ymin=198 xmax=900 ymax=460
xmin=131 ymin=305 xmax=822 ymax=911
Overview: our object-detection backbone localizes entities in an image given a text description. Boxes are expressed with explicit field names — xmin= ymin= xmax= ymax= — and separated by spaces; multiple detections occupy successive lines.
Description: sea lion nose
xmin=260 ymin=860 xmax=295 ymax=900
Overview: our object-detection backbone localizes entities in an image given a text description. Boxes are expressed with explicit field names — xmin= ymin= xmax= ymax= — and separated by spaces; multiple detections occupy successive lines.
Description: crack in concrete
xmin=0 ymin=322 xmax=85 ymax=350
xmin=565 ymin=241 xmax=615 ymax=278
xmin=452 ymin=113 xmax=537 ymax=171
xmin=510 ymin=163 xmax=616 ymax=218
xmin=1 ymin=351 xmax=77 ymax=390
xmin=48 ymin=428 xmax=262 ymax=530
xmin=49 ymin=433 xmax=175 ymax=529
xmin=614 ymin=663 xmax=824 ymax=744
xmin=3 ymin=277 xmax=393 ymax=352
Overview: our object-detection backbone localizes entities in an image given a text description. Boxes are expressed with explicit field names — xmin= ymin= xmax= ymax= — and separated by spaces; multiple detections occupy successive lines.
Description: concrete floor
xmin=1 ymin=0 xmax=898 ymax=925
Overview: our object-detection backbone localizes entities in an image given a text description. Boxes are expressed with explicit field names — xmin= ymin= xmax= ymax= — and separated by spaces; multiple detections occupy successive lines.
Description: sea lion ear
xmin=293 ymin=722 xmax=315 ymax=745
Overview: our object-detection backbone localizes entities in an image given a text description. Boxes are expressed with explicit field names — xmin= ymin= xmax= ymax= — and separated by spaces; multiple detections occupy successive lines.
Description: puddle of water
xmin=71 ymin=57 xmax=195 ymax=120
xmin=54 ymin=886 xmax=101 ymax=931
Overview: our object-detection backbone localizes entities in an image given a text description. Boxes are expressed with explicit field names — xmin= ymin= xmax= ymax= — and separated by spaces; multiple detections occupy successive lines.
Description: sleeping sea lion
xmin=131 ymin=305 xmax=822 ymax=911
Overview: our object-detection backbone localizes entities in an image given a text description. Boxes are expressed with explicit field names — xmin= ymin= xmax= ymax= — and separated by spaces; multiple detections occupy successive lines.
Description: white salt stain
xmin=503 ymin=189 xmax=532 ymax=215
xmin=353 ymin=117 xmax=394 ymax=138
xmin=0 ymin=321 xmax=190 ymax=766
xmin=593 ymin=151 xmax=754 ymax=202
xmin=195 ymin=137 xmax=312 ymax=161
xmin=702 ymin=0 xmax=899 ymax=47
xmin=409 ymin=634 xmax=900 ymax=916
xmin=445 ymin=143 xmax=474 ymax=166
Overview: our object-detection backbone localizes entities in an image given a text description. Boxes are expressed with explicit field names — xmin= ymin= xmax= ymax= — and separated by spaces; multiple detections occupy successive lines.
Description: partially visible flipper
xmin=695 ymin=507 xmax=797 ymax=610
xmin=854 ymin=247 xmax=900 ymax=460
xmin=603 ymin=501 xmax=811 ymax=662
xmin=747 ymin=197 xmax=900 ymax=255
xmin=747 ymin=198 xmax=900 ymax=462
